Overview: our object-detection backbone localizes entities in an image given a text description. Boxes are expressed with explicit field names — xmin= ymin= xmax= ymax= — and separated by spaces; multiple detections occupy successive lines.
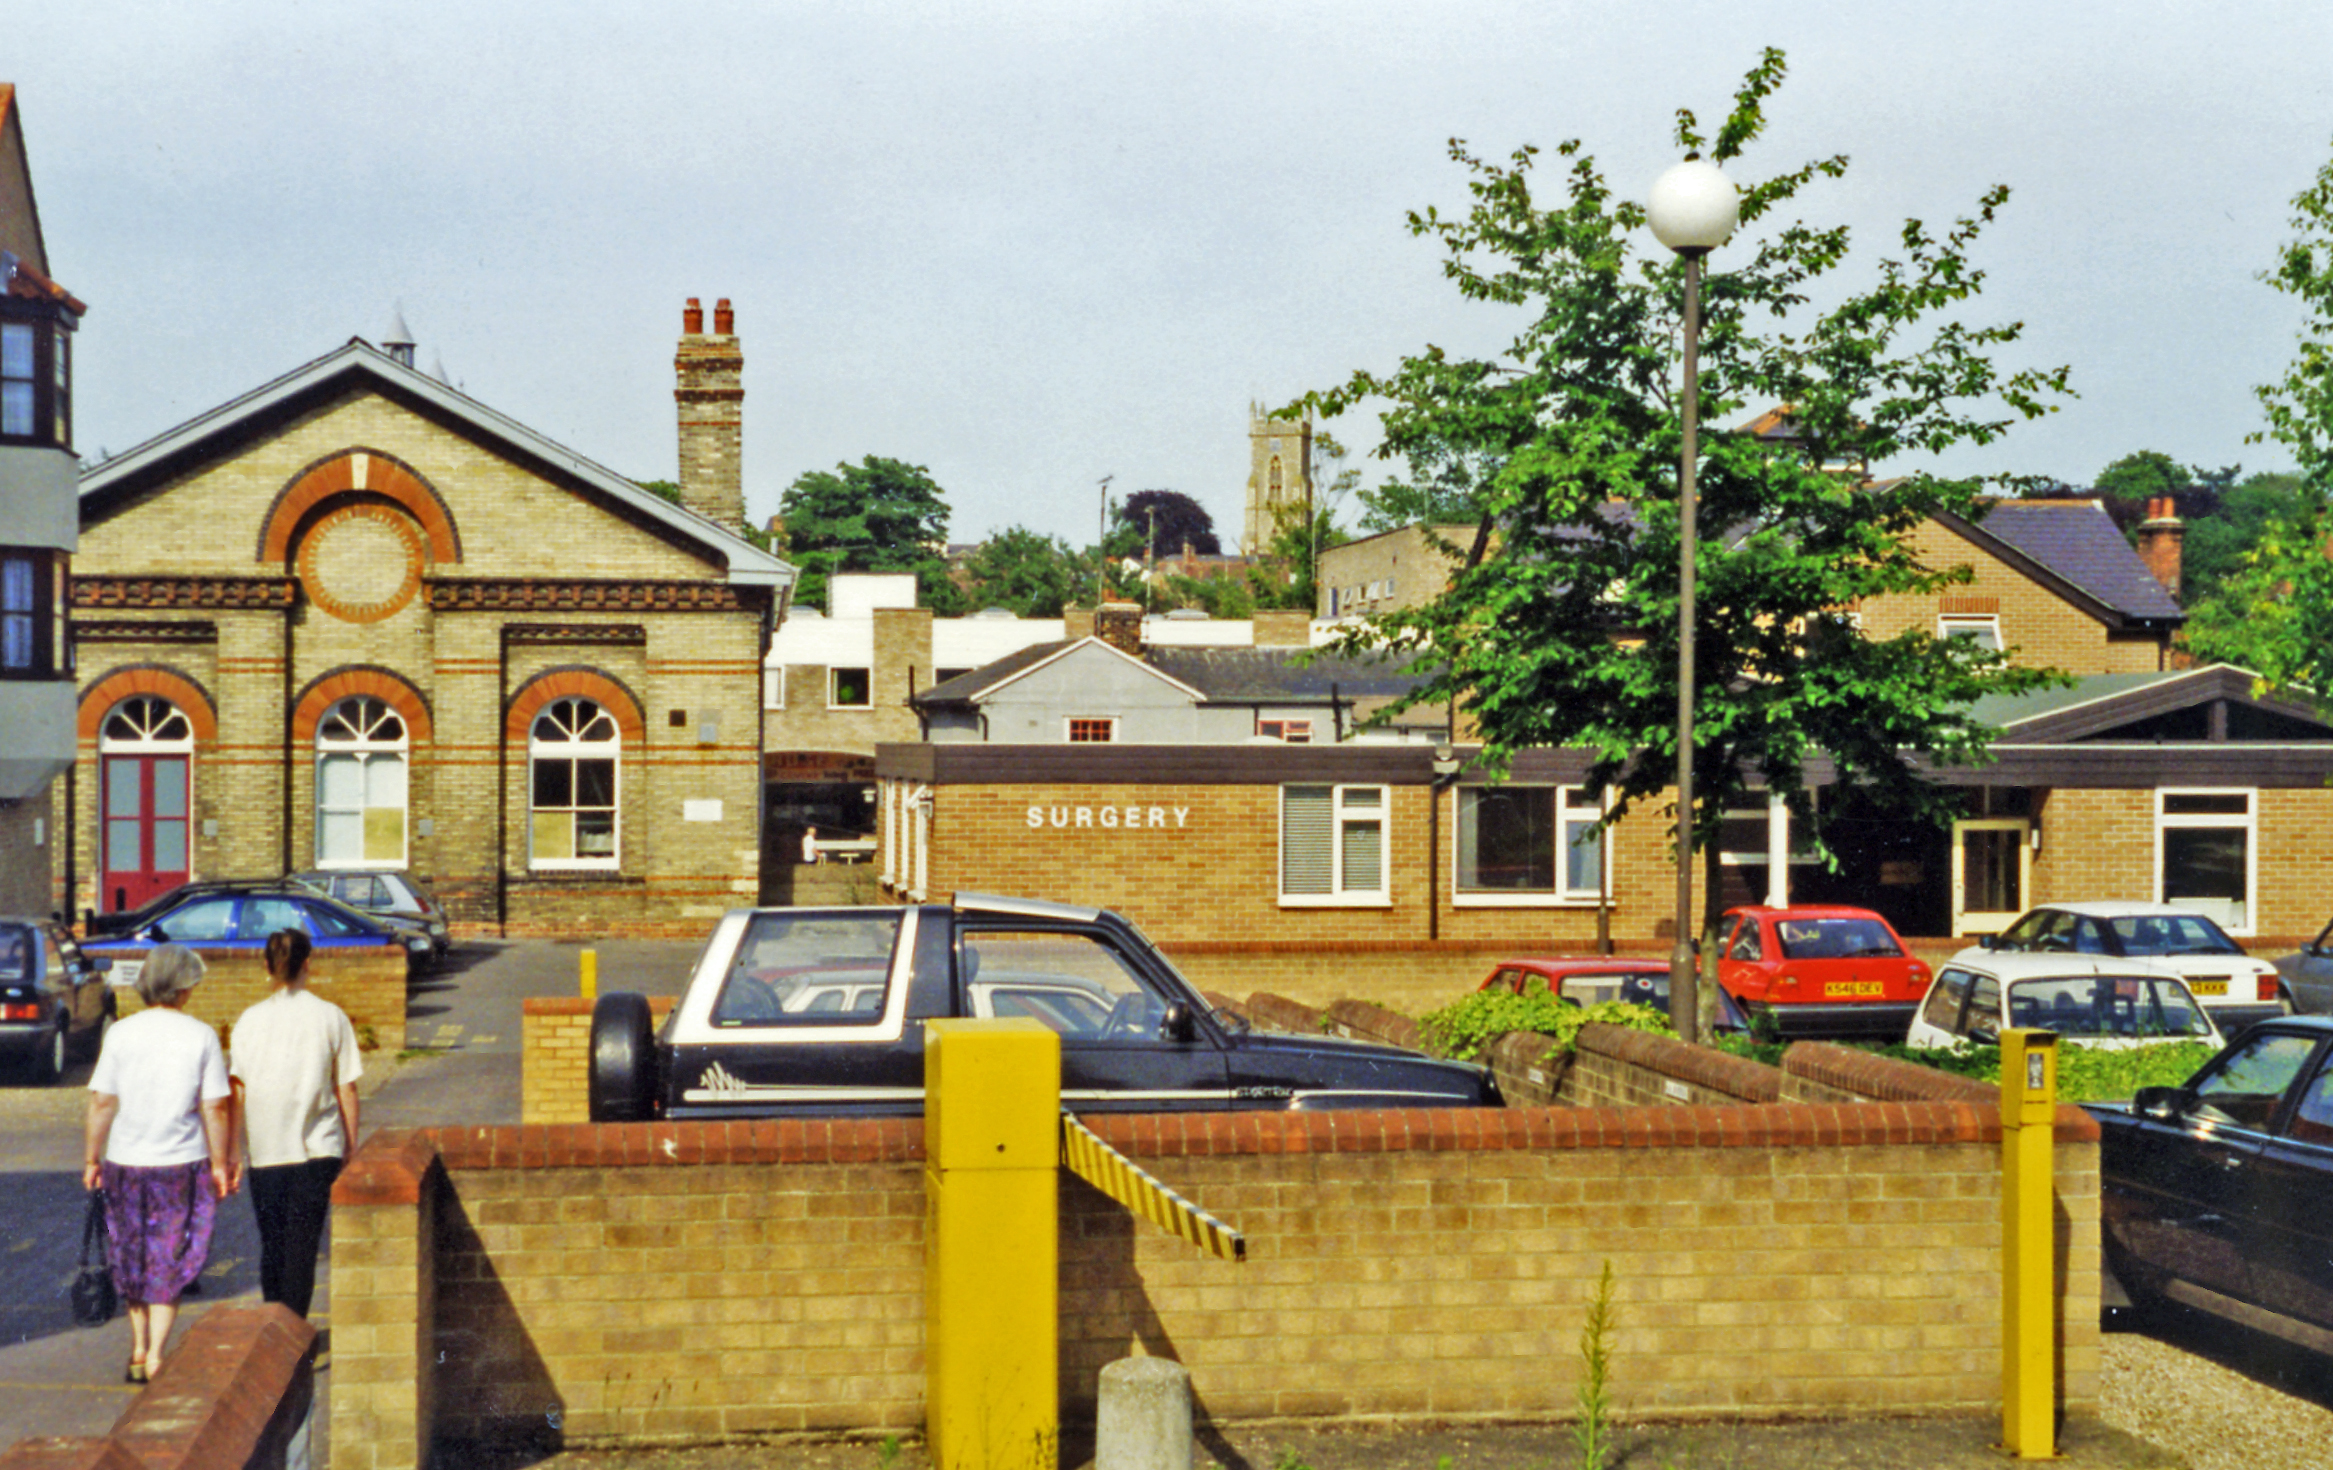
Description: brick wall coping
xmin=1785 ymin=1040 xmax=2000 ymax=1104
xmin=92 ymin=1305 xmax=311 ymax=1470
xmin=1577 ymin=1022 xmax=1787 ymax=1103
xmin=1323 ymin=998 xmax=1426 ymax=1051
xmin=1243 ymin=993 xmax=1326 ymax=1034
xmin=0 ymin=1439 xmax=143 ymax=1470
xmin=335 ymin=1096 xmax=2094 ymax=1195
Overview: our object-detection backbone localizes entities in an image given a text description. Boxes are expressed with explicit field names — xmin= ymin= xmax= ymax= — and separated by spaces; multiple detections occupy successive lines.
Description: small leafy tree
xmin=1111 ymin=489 xmax=1222 ymax=559
xmin=777 ymin=456 xmax=964 ymax=613
xmin=958 ymin=526 xmax=1093 ymax=617
xmin=1299 ymin=48 xmax=2070 ymax=989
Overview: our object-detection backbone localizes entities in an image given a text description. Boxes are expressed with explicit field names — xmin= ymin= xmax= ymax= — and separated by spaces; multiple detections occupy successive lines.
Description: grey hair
xmin=136 ymin=944 xmax=206 ymax=1007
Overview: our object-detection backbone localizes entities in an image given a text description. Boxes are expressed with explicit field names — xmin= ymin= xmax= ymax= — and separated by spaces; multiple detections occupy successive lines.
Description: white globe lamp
xmin=1647 ymin=159 xmax=1739 ymax=254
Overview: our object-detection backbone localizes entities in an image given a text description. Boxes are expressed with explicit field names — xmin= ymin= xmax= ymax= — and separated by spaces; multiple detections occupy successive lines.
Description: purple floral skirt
xmin=98 ymin=1160 xmax=215 ymax=1305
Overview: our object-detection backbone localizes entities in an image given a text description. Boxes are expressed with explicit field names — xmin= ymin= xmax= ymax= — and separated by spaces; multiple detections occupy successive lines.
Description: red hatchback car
xmin=1479 ymin=957 xmax=1673 ymax=1010
xmin=1716 ymin=906 xmax=1931 ymax=1039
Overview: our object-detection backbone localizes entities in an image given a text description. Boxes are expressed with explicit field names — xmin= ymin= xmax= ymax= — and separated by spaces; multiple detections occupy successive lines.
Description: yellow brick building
xmin=63 ymin=307 xmax=794 ymax=935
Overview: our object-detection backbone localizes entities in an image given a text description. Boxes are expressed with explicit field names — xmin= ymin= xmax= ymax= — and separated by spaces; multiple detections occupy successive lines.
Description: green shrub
xmin=1417 ymin=992 xmax=1671 ymax=1061
xmin=1707 ymin=1032 xmax=1787 ymax=1069
xmin=1866 ymin=1040 xmax=2218 ymax=1102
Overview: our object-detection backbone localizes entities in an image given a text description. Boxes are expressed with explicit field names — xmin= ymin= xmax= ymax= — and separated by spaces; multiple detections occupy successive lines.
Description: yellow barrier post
xmin=2000 ymin=1027 xmax=2058 ymax=1459
xmin=925 ymin=1018 xmax=1060 ymax=1470
xmin=579 ymin=948 xmax=597 ymax=1001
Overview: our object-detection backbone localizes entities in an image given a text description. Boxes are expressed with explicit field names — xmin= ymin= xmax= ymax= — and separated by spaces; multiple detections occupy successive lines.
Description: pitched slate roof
xmin=1966 ymin=664 xmax=2333 ymax=742
xmin=1936 ymin=499 xmax=2184 ymax=626
xmin=918 ymin=640 xmax=1077 ymax=704
xmin=915 ymin=639 xmax=1432 ymax=709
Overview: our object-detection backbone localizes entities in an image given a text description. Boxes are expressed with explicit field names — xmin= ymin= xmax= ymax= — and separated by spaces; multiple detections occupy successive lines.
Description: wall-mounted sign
xmin=1025 ymin=805 xmax=1191 ymax=831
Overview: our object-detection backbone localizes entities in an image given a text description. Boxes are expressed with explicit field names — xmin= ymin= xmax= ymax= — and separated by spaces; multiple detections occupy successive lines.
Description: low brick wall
xmin=1320 ymin=998 xmax=1426 ymax=1052
xmin=1783 ymin=1042 xmax=2000 ymax=1106
xmin=1165 ymin=942 xmax=1581 ymax=1017
xmin=1481 ymin=1031 xmax=1571 ymax=1106
xmin=520 ymin=996 xmax=679 ymax=1124
xmin=330 ymin=1105 xmax=2102 ymax=1464
xmin=114 ymin=942 xmax=408 ymax=1053
xmin=1558 ymin=1024 xmax=1786 ymax=1108
xmin=0 ymin=1305 xmax=316 ymax=1470
xmin=1242 ymin=992 xmax=1326 ymax=1035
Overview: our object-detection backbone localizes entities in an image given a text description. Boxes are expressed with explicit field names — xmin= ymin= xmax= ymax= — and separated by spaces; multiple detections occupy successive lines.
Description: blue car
xmin=82 ymin=887 xmax=411 ymax=986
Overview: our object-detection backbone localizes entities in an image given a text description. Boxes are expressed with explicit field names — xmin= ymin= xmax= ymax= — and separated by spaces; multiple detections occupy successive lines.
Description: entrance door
xmin=101 ymin=755 xmax=190 ymax=914
xmin=1952 ymin=819 xmax=2029 ymax=936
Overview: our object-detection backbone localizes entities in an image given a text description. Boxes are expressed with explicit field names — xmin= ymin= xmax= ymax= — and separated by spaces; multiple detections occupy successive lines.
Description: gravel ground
xmin=2101 ymin=1310 xmax=2333 ymax=1470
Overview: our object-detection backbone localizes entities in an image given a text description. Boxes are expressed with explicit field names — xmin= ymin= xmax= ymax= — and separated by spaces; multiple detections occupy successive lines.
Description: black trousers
xmin=247 ymin=1156 xmax=343 ymax=1318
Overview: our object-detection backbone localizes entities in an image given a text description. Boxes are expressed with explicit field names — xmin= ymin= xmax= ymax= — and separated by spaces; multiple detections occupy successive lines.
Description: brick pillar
xmin=2135 ymin=495 xmax=2184 ymax=599
xmin=674 ymin=297 xmax=745 ymax=535
xmin=873 ymin=606 xmax=936 ymax=743
xmin=330 ymin=1133 xmax=441 ymax=1470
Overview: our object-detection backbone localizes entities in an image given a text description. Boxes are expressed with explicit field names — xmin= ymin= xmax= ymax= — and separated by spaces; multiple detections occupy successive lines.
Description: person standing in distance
xmin=83 ymin=944 xmax=236 ymax=1383
xmin=230 ymin=928 xmax=362 ymax=1329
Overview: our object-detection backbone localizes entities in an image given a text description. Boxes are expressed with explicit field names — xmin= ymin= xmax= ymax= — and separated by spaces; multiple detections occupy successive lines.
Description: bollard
xmin=1999 ymin=1027 xmax=2058 ymax=1459
xmin=1096 ymin=1356 xmax=1193 ymax=1470
xmin=925 ymin=1018 xmax=1060 ymax=1470
xmin=579 ymin=948 xmax=596 ymax=1001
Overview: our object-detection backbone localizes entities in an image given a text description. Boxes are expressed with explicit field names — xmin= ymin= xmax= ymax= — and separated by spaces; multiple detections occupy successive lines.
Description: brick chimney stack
xmin=1093 ymin=602 xmax=1145 ymax=655
xmin=675 ymin=296 xmax=745 ymax=534
xmin=2136 ymin=495 xmax=2185 ymax=600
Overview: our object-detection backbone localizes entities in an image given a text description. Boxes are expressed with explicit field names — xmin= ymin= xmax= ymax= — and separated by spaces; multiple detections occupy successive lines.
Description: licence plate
xmin=1826 ymin=981 xmax=1885 ymax=999
xmin=2187 ymin=979 xmax=2228 ymax=996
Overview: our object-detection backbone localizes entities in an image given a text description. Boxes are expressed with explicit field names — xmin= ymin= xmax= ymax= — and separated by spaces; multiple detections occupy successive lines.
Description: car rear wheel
xmin=589 ymin=992 xmax=658 ymax=1123
xmin=82 ymin=1000 xmax=113 ymax=1061
xmin=27 ymin=1019 xmax=66 ymax=1086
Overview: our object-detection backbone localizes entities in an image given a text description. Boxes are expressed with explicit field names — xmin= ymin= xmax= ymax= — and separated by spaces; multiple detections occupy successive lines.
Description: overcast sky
xmin=15 ymin=1 xmax=2333 ymax=552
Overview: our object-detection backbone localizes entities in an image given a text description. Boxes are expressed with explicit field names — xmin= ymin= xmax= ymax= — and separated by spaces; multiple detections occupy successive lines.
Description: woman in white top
xmin=230 ymin=927 xmax=362 ymax=1324
xmin=83 ymin=944 xmax=235 ymax=1384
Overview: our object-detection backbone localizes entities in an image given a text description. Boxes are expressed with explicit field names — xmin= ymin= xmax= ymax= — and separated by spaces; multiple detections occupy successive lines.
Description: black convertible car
xmin=590 ymin=893 xmax=1501 ymax=1120
xmin=2088 ymin=1015 xmax=2333 ymax=1354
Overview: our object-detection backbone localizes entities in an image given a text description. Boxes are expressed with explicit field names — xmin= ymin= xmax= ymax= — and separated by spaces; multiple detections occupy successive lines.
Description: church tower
xmin=1243 ymin=407 xmax=1312 ymax=555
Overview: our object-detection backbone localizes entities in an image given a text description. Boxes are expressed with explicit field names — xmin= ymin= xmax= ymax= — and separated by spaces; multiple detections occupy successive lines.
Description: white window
xmin=1938 ymin=614 xmax=2001 ymax=652
xmin=831 ymin=667 xmax=871 ymax=708
xmin=2157 ymin=788 xmax=2255 ymax=934
xmin=1066 ymin=717 xmax=1116 ymax=743
xmin=764 ymin=666 xmax=785 ymax=709
xmin=314 ymin=697 xmax=408 ymax=868
xmin=530 ymin=697 xmax=620 ymax=869
xmin=1454 ymin=785 xmax=1605 ymax=906
xmin=1258 ymin=718 xmax=1313 ymax=744
xmin=1280 ymin=784 xmax=1389 ymax=906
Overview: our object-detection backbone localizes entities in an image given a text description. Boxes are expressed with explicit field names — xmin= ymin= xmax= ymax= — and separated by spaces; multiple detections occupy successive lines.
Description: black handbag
xmin=71 ymin=1191 xmax=116 ymax=1328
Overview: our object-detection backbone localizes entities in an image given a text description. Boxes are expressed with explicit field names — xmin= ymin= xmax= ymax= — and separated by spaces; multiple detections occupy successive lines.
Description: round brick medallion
xmin=298 ymin=504 xmax=426 ymax=623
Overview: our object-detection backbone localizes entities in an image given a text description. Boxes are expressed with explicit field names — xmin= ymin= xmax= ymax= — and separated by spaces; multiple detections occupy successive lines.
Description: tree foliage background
xmin=775 ymin=456 xmax=965 ymax=614
xmin=1301 ymin=48 xmax=2070 ymax=948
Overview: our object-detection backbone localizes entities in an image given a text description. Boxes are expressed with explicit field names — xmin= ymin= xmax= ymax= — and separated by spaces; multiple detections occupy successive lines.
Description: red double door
xmin=101 ymin=755 xmax=189 ymax=914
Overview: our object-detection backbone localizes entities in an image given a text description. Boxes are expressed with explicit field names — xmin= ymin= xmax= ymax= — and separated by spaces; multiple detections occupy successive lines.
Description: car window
xmin=1729 ymin=920 xmax=1762 ymax=962
xmin=713 ymin=910 xmax=903 ymax=1027
xmin=2287 ymin=1058 xmax=2333 ymax=1147
xmin=0 ymin=923 xmax=31 ymax=980
xmin=1922 ymin=968 xmax=1974 ymax=1032
xmin=155 ymin=897 xmax=237 ymax=942
xmin=1999 ymin=912 xmax=2047 ymax=951
xmin=241 ymin=897 xmax=310 ymax=939
xmin=961 ymin=928 xmax=1166 ymax=1042
xmin=2192 ymin=1031 xmax=2319 ymax=1131
xmin=1558 ymin=970 xmax=1668 ymax=1010
xmin=2109 ymin=913 xmax=2243 ymax=957
xmin=336 ymin=876 xmax=384 ymax=907
xmin=1964 ymin=975 xmax=2002 ymax=1040
xmin=2072 ymin=918 xmax=2110 ymax=955
xmin=306 ymin=901 xmax=371 ymax=938
xmin=1774 ymin=918 xmax=1901 ymax=960
xmin=2005 ymin=976 xmax=2214 ymax=1040
xmin=1492 ymin=967 xmax=1537 ymax=995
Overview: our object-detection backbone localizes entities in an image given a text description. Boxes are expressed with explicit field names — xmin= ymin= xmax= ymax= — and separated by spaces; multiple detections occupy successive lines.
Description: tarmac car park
xmin=2089 ymin=1015 xmax=2333 ymax=1355
xmin=589 ymin=893 xmax=1502 ymax=1119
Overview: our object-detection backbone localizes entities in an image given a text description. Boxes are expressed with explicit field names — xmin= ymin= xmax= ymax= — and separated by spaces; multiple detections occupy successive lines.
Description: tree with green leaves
xmin=2195 ymin=140 xmax=2333 ymax=701
xmin=957 ymin=526 xmax=1093 ymax=617
xmin=2181 ymin=469 xmax=2301 ymax=610
xmin=776 ymin=456 xmax=965 ymax=614
xmin=1355 ymin=441 xmax=1496 ymax=534
xmin=1299 ymin=48 xmax=2070 ymax=1011
xmin=1108 ymin=489 xmax=1221 ymax=560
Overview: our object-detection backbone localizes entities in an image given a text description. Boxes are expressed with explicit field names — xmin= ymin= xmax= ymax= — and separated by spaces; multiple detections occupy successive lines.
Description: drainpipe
xmin=63 ymin=760 xmax=77 ymax=929
xmin=497 ymin=624 xmax=512 ymax=935
xmin=280 ymin=596 xmax=296 ymax=877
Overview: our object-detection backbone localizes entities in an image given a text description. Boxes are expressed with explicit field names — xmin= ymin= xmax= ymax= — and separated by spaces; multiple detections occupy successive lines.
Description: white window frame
xmin=528 ymin=697 xmax=622 ymax=871
xmin=2155 ymin=786 xmax=2257 ymax=936
xmin=829 ymin=666 xmax=872 ymax=709
xmin=1064 ymin=716 xmax=1118 ymax=743
xmin=313 ymin=696 xmax=409 ymax=870
xmin=1451 ymin=784 xmax=1609 ymax=908
xmin=1938 ymin=613 xmax=2002 ymax=652
xmin=1278 ymin=783 xmax=1391 ymax=908
xmin=1257 ymin=717 xmax=1314 ymax=744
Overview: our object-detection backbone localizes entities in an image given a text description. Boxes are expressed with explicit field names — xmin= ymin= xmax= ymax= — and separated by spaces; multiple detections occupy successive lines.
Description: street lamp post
xmin=1648 ymin=157 xmax=1738 ymax=1045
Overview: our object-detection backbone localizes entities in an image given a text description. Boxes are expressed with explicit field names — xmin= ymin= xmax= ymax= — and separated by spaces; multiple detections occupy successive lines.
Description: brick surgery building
xmin=61 ymin=300 xmax=793 ymax=935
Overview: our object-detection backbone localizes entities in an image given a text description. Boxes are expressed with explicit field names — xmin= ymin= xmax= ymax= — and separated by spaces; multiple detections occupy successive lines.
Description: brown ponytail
xmin=264 ymin=927 xmax=313 ymax=984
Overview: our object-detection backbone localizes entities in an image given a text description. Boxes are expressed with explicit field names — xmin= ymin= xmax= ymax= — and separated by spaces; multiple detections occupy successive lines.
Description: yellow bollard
xmin=925 ymin=1018 xmax=1060 ymax=1470
xmin=2000 ymin=1027 xmax=2058 ymax=1459
xmin=579 ymin=948 xmax=597 ymax=1001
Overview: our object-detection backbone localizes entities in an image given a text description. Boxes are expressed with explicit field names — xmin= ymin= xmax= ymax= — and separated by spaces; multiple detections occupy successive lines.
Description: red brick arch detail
xmin=505 ymin=669 xmax=645 ymax=744
xmin=258 ymin=450 xmax=461 ymax=565
xmin=77 ymin=666 xmax=219 ymax=743
xmin=292 ymin=667 xmax=435 ymax=746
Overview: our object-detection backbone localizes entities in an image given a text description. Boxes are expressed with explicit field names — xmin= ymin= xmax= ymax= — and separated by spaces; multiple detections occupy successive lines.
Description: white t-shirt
xmin=89 ymin=1008 xmax=231 ymax=1168
xmin=228 ymin=987 xmax=365 ymax=1168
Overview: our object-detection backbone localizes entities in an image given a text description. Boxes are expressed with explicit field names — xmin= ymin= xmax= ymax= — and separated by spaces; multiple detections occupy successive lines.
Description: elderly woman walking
xmin=231 ymin=928 xmax=362 ymax=1326
xmin=82 ymin=943 xmax=235 ymax=1384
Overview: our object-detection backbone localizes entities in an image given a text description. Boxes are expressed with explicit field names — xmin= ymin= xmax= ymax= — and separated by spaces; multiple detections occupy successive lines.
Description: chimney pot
xmin=683 ymin=298 xmax=704 ymax=335
xmin=2135 ymin=497 xmax=2185 ymax=600
xmin=714 ymin=298 xmax=734 ymax=335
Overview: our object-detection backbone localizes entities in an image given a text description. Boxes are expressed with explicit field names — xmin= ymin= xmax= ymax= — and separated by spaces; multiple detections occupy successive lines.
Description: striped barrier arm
xmin=1060 ymin=1112 xmax=1246 ymax=1263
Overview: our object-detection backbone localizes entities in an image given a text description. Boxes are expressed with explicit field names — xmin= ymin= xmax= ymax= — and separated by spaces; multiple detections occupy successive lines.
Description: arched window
xmin=530 ymin=696 xmax=620 ymax=868
xmin=315 ymin=696 xmax=408 ymax=868
xmin=1268 ymin=456 xmax=1284 ymax=501
xmin=98 ymin=696 xmax=194 ymax=914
